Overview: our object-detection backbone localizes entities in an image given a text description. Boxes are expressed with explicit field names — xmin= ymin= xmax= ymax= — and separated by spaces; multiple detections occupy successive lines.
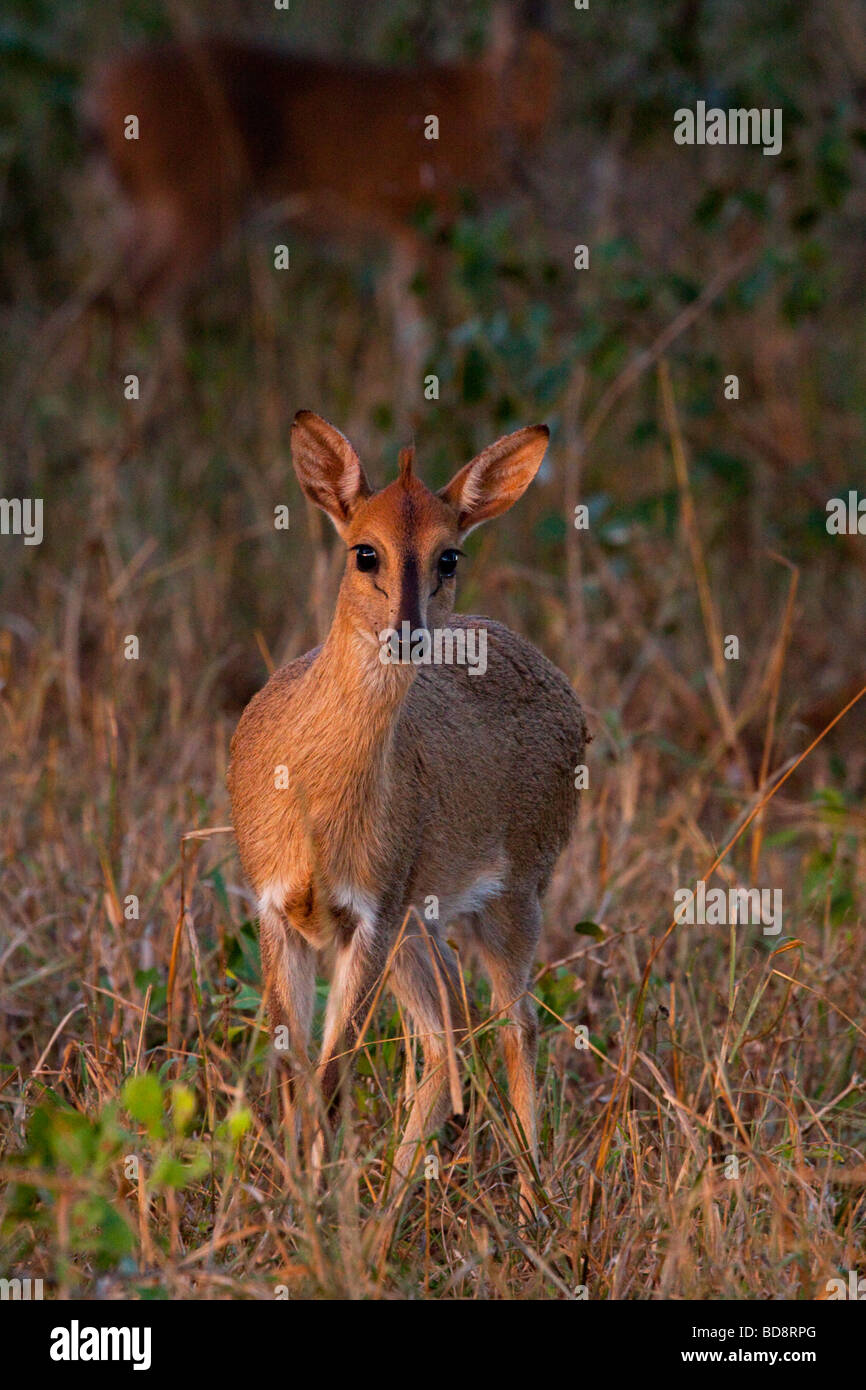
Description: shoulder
xmin=437 ymin=616 xmax=584 ymax=719
xmin=456 ymin=615 xmax=573 ymax=685
xmin=230 ymin=645 xmax=320 ymax=741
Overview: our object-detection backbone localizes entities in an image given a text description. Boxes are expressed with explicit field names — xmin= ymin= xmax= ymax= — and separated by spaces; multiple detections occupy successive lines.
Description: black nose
xmin=394 ymin=554 xmax=424 ymax=647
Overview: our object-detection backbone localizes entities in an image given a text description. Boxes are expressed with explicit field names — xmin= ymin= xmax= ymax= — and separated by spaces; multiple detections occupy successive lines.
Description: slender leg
xmin=387 ymin=926 xmax=471 ymax=1189
xmin=259 ymin=903 xmax=316 ymax=1138
xmin=312 ymin=926 xmax=387 ymax=1175
xmin=123 ymin=192 xmax=225 ymax=306
xmin=473 ymin=893 xmax=543 ymax=1219
xmin=318 ymin=931 xmax=377 ymax=1106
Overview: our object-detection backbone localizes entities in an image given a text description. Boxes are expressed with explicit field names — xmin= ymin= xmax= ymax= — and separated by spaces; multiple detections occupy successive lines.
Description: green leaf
xmin=228 ymin=1107 xmax=252 ymax=1142
xmin=72 ymin=1195 xmax=135 ymax=1266
xmin=574 ymin=920 xmax=604 ymax=940
xmin=171 ymin=1083 xmax=196 ymax=1135
xmin=151 ymin=1151 xmax=208 ymax=1189
xmin=122 ymin=1073 xmax=165 ymax=1138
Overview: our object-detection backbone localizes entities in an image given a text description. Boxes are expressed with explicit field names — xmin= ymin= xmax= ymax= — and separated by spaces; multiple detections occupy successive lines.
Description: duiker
xmin=228 ymin=412 xmax=586 ymax=1214
xmin=84 ymin=6 xmax=560 ymax=402
xmin=87 ymin=10 xmax=559 ymax=306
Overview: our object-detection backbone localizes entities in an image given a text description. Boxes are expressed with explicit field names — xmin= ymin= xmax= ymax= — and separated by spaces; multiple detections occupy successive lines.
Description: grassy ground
xmin=1 ymin=0 xmax=865 ymax=1298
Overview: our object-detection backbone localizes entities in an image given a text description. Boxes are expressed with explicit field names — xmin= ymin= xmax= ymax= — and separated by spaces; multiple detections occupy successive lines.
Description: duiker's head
xmin=291 ymin=411 xmax=549 ymax=654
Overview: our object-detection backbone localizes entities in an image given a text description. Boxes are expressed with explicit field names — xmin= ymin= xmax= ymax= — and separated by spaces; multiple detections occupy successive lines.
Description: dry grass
xmin=2 ymin=305 xmax=864 ymax=1296
xmin=2 ymin=0 xmax=866 ymax=1301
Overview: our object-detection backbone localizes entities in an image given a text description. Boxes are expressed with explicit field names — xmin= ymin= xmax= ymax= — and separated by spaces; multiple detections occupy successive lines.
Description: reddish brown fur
xmin=228 ymin=413 xmax=586 ymax=1213
xmin=88 ymin=25 xmax=560 ymax=304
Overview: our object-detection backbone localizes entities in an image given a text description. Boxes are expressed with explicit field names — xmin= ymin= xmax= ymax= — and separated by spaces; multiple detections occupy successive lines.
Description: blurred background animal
xmin=83 ymin=1 xmax=561 ymax=410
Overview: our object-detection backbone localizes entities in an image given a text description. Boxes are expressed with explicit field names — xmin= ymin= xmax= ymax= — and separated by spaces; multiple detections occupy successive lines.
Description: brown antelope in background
xmin=84 ymin=4 xmax=560 ymax=391
xmin=228 ymin=412 xmax=587 ymax=1214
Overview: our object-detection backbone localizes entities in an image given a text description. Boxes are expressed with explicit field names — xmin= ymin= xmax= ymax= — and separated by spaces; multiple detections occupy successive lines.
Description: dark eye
xmin=354 ymin=545 xmax=378 ymax=573
xmin=438 ymin=549 xmax=460 ymax=579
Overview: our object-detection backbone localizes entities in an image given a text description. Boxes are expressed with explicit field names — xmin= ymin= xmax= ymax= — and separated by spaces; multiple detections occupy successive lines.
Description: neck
xmin=316 ymin=600 xmax=417 ymax=722
xmin=292 ymin=602 xmax=416 ymax=883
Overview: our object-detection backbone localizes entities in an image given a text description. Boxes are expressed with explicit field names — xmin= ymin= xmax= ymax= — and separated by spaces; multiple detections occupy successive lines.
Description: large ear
xmin=291 ymin=410 xmax=371 ymax=533
xmin=439 ymin=425 xmax=549 ymax=534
